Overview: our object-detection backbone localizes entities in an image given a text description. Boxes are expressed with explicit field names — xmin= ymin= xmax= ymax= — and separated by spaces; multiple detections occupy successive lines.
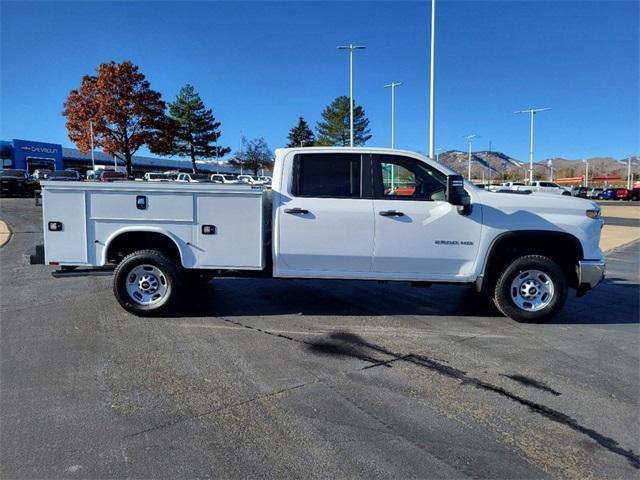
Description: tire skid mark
xmin=308 ymin=331 xmax=640 ymax=469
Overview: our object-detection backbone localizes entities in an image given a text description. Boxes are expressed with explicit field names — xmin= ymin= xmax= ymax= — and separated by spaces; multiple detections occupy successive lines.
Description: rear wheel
xmin=493 ymin=255 xmax=568 ymax=323
xmin=113 ymin=249 xmax=184 ymax=316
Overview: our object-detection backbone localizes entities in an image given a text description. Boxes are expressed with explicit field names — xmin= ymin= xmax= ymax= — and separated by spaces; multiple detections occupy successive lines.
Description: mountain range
xmin=436 ymin=151 xmax=639 ymax=182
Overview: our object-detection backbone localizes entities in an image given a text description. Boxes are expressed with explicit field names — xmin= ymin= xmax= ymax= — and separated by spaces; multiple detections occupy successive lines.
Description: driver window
xmin=375 ymin=155 xmax=446 ymax=201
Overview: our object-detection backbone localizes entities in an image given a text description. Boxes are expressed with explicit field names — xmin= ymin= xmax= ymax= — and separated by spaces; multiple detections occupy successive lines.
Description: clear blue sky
xmin=1 ymin=1 xmax=638 ymax=161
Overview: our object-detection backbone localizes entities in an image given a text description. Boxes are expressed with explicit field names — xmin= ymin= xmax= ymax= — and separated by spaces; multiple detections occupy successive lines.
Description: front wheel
xmin=113 ymin=249 xmax=184 ymax=316
xmin=492 ymin=255 xmax=568 ymax=323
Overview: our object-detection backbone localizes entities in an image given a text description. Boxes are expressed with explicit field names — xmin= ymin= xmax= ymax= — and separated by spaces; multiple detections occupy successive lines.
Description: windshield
xmin=0 ymin=169 xmax=26 ymax=178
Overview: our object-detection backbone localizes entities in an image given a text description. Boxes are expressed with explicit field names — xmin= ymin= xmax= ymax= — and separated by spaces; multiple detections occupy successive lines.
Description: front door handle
xmin=284 ymin=208 xmax=309 ymax=215
xmin=379 ymin=210 xmax=404 ymax=217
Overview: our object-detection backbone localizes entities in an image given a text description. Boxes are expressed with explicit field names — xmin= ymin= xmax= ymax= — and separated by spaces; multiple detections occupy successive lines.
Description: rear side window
xmin=293 ymin=154 xmax=361 ymax=198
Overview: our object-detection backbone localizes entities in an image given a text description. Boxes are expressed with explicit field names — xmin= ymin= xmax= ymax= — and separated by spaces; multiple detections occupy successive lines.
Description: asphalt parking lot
xmin=1 ymin=198 xmax=639 ymax=479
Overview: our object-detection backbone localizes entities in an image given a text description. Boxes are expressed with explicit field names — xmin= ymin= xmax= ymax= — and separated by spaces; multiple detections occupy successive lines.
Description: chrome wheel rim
xmin=125 ymin=264 xmax=169 ymax=306
xmin=510 ymin=269 xmax=554 ymax=312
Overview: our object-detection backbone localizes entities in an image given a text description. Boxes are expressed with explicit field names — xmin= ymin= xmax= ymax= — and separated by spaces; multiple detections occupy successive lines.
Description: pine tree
xmin=151 ymin=84 xmax=230 ymax=173
xmin=315 ymin=96 xmax=371 ymax=146
xmin=286 ymin=117 xmax=315 ymax=147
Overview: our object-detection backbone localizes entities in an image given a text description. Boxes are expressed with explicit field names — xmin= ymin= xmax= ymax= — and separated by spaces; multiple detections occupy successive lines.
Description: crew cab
xmin=506 ymin=181 xmax=572 ymax=196
xmin=40 ymin=147 xmax=606 ymax=322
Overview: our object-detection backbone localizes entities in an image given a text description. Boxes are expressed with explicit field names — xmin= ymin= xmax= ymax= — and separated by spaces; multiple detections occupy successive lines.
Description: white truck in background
xmin=41 ymin=147 xmax=605 ymax=322
xmin=499 ymin=181 xmax=572 ymax=196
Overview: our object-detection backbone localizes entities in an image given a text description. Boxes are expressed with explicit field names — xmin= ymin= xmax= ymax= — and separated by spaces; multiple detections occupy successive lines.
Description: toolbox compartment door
xmin=43 ymin=190 xmax=88 ymax=264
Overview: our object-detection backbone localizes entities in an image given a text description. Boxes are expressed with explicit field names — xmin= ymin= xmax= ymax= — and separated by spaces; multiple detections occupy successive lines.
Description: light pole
xmin=89 ymin=120 xmax=96 ymax=173
xmin=515 ymin=107 xmax=550 ymax=184
xmin=384 ymin=81 xmax=402 ymax=149
xmin=435 ymin=147 xmax=443 ymax=163
xmin=428 ymin=0 xmax=436 ymax=160
xmin=547 ymin=159 xmax=553 ymax=181
xmin=583 ymin=159 xmax=589 ymax=187
xmin=464 ymin=134 xmax=478 ymax=180
xmin=625 ymin=156 xmax=632 ymax=189
xmin=337 ymin=44 xmax=367 ymax=147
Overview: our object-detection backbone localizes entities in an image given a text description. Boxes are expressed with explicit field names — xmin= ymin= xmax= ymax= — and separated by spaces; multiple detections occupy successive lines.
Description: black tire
xmin=492 ymin=255 xmax=568 ymax=323
xmin=113 ymin=249 xmax=184 ymax=316
xmin=562 ymin=191 xmax=571 ymax=196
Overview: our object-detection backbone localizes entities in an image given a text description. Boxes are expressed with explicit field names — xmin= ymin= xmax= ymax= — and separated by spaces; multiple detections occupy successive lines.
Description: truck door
xmin=276 ymin=152 xmax=374 ymax=275
xmin=371 ymin=154 xmax=482 ymax=279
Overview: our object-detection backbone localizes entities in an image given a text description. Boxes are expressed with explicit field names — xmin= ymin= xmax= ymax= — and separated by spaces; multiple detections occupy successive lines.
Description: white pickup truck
xmin=41 ymin=147 xmax=605 ymax=322
xmin=499 ymin=181 xmax=572 ymax=196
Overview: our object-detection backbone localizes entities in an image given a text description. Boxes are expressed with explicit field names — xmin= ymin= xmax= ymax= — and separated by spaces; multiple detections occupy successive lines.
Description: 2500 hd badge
xmin=435 ymin=240 xmax=474 ymax=246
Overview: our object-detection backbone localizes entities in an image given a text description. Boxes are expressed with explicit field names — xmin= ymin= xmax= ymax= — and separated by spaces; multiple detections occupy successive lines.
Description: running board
xmin=52 ymin=267 xmax=115 ymax=278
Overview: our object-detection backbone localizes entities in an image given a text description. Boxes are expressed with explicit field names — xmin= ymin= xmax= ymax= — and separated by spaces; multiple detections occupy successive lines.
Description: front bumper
xmin=576 ymin=259 xmax=606 ymax=296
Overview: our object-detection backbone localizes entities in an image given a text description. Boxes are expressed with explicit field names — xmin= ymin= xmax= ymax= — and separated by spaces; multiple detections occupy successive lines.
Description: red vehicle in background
xmin=616 ymin=187 xmax=640 ymax=201
xmin=96 ymin=170 xmax=128 ymax=182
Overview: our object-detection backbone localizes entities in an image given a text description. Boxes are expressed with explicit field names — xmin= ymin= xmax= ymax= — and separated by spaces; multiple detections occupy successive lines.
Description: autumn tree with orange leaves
xmin=63 ymin=61 xmax=165 ymax=176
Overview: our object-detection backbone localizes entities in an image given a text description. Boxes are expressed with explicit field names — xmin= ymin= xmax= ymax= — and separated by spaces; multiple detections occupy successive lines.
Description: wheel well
xmin=106 ymin=231 xmax=182 ymax=265
xmin=483 ymin=231 xmax=583 ymax=289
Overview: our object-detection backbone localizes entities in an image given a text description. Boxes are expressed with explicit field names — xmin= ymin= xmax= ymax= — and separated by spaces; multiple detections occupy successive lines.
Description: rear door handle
xmin=379 ymin=210 xmax=404 ymax=217
xmin=284 ymin=208 xmax=309 ymax=215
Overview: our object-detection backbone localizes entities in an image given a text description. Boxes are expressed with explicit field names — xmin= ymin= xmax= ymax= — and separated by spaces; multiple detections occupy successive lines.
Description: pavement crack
xmin=125 ymin=383 xmax=308 ymax=439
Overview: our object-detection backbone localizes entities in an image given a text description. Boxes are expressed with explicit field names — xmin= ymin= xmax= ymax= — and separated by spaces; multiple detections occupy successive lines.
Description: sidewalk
xmin=600 ymin=204 xmax=640 ymax=252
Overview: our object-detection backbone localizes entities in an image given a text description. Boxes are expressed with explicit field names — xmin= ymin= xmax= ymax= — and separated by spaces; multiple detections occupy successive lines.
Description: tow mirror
xmin=446 ymin=175 xmax=472 ymax=215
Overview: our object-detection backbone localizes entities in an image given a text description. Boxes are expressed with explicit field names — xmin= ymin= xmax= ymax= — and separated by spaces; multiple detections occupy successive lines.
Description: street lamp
xmin=337 ymin=44 xmax=367 ymax=147
xmin=384 ymin=81 xmax=402 ymax=149
xmin=428 ymin=0 xmax=436 ymax=160
xmin=622 ymin=156 xmax=634 ymax=189
xmin=515 ymin=107 xmax=551 ymax=184
xmin=463 ymin=134 xmax=478 ymax=180
xmin=89 ymin=120 xmax=96 ymax=173
xmin=583 ymin=159 xmax=589 ymax=187
xmin=435 ymin=147 xmax=443 ymax=163
xmin=547 ymin=159 xmax=553 ymax=181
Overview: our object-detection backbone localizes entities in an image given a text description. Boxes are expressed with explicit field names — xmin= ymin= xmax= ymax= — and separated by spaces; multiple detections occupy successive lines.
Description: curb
xmin=0 ymin=220 xmax=11 ymax=248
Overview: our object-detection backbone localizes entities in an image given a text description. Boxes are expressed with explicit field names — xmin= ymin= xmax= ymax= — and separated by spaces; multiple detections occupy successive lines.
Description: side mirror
xmin=446 ymin=175 xmax=472 ymax=215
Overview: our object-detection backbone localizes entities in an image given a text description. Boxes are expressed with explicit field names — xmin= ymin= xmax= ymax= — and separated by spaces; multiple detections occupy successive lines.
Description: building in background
xmin=0 ymin=138 xmax=242 ymax=176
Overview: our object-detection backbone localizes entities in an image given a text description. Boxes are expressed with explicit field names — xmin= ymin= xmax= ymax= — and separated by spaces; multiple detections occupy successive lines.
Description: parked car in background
xmin=32 ymin=169 xmax=53 ymax=181
xmin=143 ymin=172 xmax=170 ymax=182
xmin=601 ymin=188 xmax=619 ymax=200
xmin=237 ymin=174 xmax=262 ymax=184
xmin=575 ymin=187 xmax=589 ymax=198
xmin=586 ymin=187 xmax=604 ymax=199
xmin=175 ymin=173 xmax=212 ymax=183
xmin=515 ymin=181 xmax=572 ymax=196
xmin=47 ymin=170 xmax=81 ymax=181
xmin=0 ymin=169 xmax=38 ymax=197
xmin=211 ymin=174 xmax=239 ymax=184
xmin=257 ymin=176 xmax=272 ymax=185
xmin=96 ymin=170 xmax=128 ymax=182
xmin=630 ymin=187 xmax=640 ymax=201
xmin=614 ymin=188 xmax=631 ymax=200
